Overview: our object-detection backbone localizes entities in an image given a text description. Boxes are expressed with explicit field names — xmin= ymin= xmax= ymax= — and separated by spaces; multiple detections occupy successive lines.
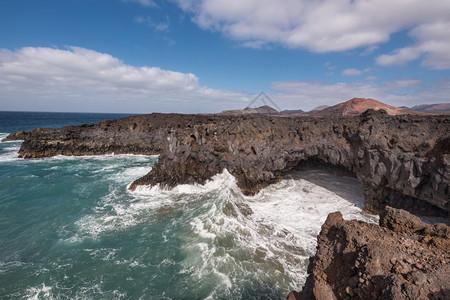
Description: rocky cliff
xmin=4 ymin=110 xmax=449 ymax=217
xmin=130 ymin=109 xmax=449 ymax=218
xmin=289 ymin=207 xmax=450 ymax=300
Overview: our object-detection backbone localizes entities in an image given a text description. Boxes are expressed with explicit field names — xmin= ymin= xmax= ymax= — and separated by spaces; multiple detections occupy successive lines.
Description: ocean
xmin=0 ymin=111 xmax=378 ymax=299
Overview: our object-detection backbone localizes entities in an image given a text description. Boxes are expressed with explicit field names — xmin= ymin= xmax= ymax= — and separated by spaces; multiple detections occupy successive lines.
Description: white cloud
xmin=122 ymin=0 xmax=156 ymax=7
xmin=376 ymin=21 xmax=450 ymax=69
xmin=135 ymin=15 xmax=170 ymax=32
xmin=0 ymin=47 xmax=447 ymax=114
xmin=174 ymin=0 xmax=450 ymax=68
xmin=360 ymin=45 xmax=379 ymax=56
xmin=342 ymin=67 xmax=371 ymax=77
xmin=342 ymin=68 xmax=362 ymax=77
xmin=376 ymin=47 xmax=422 ymax=67
xmin=0 ymin=47 xmax=250 ymax=113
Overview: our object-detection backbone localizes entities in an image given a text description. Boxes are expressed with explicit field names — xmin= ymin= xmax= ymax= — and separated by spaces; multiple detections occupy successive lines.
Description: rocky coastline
xmin=4 ymin=110 xmax=449 ymax=299
xmin=9 ymin=109 xmax=448 ymax=217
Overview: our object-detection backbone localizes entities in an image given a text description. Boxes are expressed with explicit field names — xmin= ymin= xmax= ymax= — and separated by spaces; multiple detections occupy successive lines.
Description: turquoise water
xmin=0 ymin=112 xmax=377 ymax=299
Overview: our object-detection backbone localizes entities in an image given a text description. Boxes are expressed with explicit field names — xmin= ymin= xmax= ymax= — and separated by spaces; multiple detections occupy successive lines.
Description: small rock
xmin=410 ymin=271 xmax=427 ymax=285
xmin=345 ymin=286 xmax=354 ymax=296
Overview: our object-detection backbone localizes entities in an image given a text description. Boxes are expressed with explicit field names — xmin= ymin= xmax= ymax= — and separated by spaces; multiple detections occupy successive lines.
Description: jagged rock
xmin=291 ymin=207 xmax=450 ymax=300
xmin=6 ymin=110 xmax=450 ymax=217
xmin=1 ymin=130 xmax=28 ymax=141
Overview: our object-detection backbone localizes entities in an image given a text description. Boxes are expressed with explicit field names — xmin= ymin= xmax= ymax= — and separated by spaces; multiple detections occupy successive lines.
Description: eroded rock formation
xmin=131 ymin=110 xmax=449 ymax=217
xmin=4 ymin=110 xmax=449 ymax=217
xmin=289 ymin=207 xmax=450 ymax=300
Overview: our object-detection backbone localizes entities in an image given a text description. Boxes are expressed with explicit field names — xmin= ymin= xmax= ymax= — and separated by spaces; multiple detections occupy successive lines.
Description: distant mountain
xmin=219 ymin=105 xmax=279 ymax=116
xmin=312 ymin=98 xmax=425 ymax=117
xmin=409 ymin=103 xmax=450 ymax=114
xmin=281 ymin=109 xmax=304 ymax=114
xmin=310 ymin=105 xmax=330 ymax=112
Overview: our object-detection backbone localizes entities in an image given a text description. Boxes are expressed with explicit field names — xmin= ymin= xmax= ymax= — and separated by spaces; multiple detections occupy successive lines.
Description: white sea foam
xmin=108 ymin=166 xmax=151 ymax=184
xmin=0 ymin=260 xmax=29 ymax=273
xmin=0 ymin=132 xmax=11 ymax=141
xmin=173 ymin=169 xmax=378 ymax=296
xmin=1 ymin=132 xmax=24 ymax=163
xmin=24 ymin=283 xmax=53 ymax=300
xmin=67 ymin=188 xmax=171 ymax=242
xmin=0 ymin=143 xmax=21 ymax=163
xmin=64 ymin=164 xmax=377 ymax=296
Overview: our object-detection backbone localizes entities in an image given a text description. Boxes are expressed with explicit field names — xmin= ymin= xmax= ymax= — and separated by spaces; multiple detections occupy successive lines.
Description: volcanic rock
xmin=291 ymin=207 xmax=450 ymax=299
xmin=130 ymin=109 xmax=449 ymax=218
xmin=1 ymin=130 xmax=28 ymax=141
xmin=5 ymin=109 xmax=450 ymax=218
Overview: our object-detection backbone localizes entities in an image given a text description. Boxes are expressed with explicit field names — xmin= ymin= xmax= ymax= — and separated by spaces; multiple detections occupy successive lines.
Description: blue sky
xmin=1 ymin=0 xmax=449 ymax=113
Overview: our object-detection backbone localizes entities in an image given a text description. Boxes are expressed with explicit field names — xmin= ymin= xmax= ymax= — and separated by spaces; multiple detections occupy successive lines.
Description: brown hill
xmin=313 ymin=98 xmax=425 ymax=117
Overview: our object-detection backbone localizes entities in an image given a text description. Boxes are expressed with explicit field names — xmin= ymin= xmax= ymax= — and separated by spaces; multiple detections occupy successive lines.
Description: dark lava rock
xmin=7 ymin=110 xmax=450 ymax=218
xmin=1 ymin=130 xmax=28 ymax=141
xmin=291 ymin=207 xmax=450 ymax=300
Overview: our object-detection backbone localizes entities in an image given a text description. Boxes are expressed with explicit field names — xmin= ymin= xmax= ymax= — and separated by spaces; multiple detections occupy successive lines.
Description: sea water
xmin=0 ymin=111 xmax=378 ymax=299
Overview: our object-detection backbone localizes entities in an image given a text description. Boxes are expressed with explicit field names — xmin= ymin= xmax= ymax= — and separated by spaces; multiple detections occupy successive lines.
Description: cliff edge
xmin=289 ymin=207 xmax=449 ymax=299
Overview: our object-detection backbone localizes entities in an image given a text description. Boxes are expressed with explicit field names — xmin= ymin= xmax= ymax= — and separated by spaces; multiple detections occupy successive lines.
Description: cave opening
xmin=286 ymin=158 xmax=448 ymax=220
xmin=291 ymin=158 xmax=357 ymax=179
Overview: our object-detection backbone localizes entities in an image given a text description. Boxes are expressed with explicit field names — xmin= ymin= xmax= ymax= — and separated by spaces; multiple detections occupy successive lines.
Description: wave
xmin=99 ymin=169 xmax=376 ymax=297
xmin=175 ymin=170 xmax=377 ymax=297
xmin=0 ymin=143 xmax=21 ymax=163
xmin=58 ymin=165 xmax=377 ymax=297
xmin=23 ymin=283 xmax=53 ymax=300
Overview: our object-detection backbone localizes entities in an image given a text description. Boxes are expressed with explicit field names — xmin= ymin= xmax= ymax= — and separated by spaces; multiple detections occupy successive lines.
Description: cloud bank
xmin=0 ymin=46 xmax=447 ymax=113
xmin=174 ymin=0 xmax=450 ymax=69
xmin=0 ymin=47 xmax=249 ymax=113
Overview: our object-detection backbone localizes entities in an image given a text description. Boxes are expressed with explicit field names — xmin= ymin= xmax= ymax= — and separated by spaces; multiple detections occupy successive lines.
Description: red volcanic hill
xmin=312 ymin=98 xmax=425 ymax=117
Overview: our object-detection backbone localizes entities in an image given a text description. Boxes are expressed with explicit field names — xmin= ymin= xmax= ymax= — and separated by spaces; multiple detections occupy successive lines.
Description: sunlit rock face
xmin=290 ymin=207 xmax=450 ymax=300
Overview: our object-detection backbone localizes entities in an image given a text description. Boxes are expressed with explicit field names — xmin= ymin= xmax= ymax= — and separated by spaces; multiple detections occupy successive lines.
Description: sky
xmin=1 ymin=0 xmax=449 ymax=113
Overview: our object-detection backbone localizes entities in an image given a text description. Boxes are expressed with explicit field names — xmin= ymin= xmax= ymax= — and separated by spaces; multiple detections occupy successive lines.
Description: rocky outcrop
xmin=3 ymin=114 xmax=209 ymax=158
xmin=5 ymin=110 xmax=449 ymax=217
xmin=290 ymin=207 xmax=450 ymax=299
xmin=1 ymin=130 xmax=28 ymax=141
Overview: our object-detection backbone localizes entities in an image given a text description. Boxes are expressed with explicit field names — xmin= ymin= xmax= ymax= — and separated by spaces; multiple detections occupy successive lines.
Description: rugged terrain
xmin=4 ymin=109 xmax=449 ymax=218
xmin=4 ymin=108 xmax=450 ymax=299
xmin=289 ymin=206 xmax=450 ymax=300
